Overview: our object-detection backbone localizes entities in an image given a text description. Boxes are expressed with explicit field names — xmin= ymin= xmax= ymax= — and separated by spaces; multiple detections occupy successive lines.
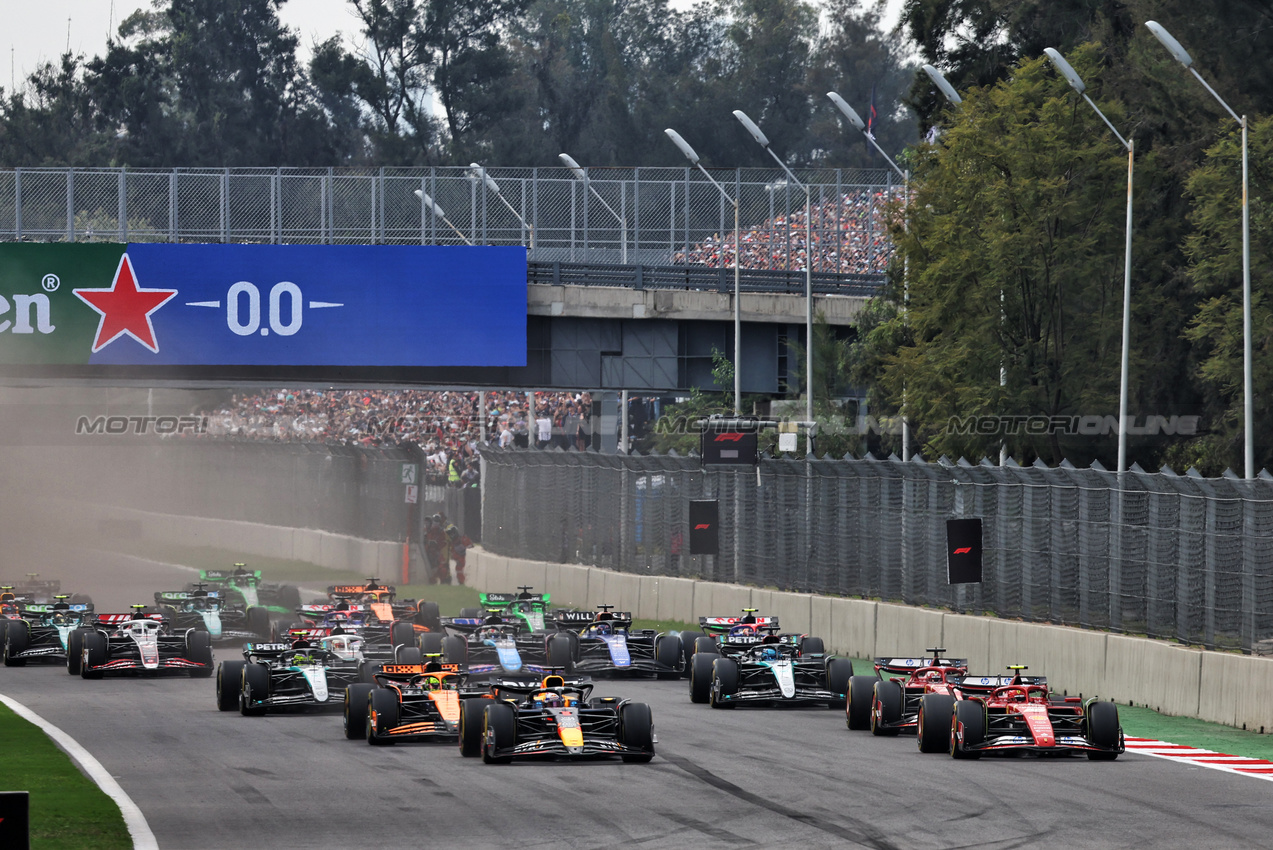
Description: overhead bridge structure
xmin=0 ymin=166 xmax=897 ymax=390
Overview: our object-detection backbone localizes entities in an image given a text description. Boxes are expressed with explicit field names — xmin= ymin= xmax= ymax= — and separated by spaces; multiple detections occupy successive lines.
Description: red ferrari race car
xmin=845 ymin=649 xmax=968 ymax=737
xmin=942 ymin=666 xmax=1124 ymax=760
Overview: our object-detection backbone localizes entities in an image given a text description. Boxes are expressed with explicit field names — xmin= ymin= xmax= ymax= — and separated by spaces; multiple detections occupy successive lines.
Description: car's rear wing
xmin=488 ymin=677 xmax=595 ymax=699
xmin=328 ymin=584 xmax=396 ymax=600
xmin=154 ymin=591 xmax=221 ymax=603
xmin=554 ymin=610 xmax=633 ymax=630
xmin=96 ymin=613 xmax=165 ymax=626
xmin=375 ymin=662 xmax=462 ymax=681
xmin=481 ymin=591 xmax=550 ymax=607
xmin=700 ymin=615 xmax=780 ymax=633
xmin=22 ymin=602 xmax=92 ymax=615
xmin=445 ymin=615 xmax=523 ymax=633
xmin=954 ymin=674 xmax=1048 ymax=694
xmin=200 ymin=569 xmax=262 ymax=582
xmin=873 ymin=657 xmax=969 ymax=676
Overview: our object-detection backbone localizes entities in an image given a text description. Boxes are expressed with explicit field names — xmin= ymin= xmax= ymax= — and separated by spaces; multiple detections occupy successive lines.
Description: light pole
xmin=665 ymin=128 xmax=742 ymax=414
xmin=559 ymin=153 xmax=628 ymax=264
xmin=827 ymin=91 xmax=910 ymax=459
xmin=1044 ymin=48 xmax=1136 ymax=474
xmin=413 ymin=188 xmax=473 ymax=245
xmin=469 ymin=163 xmax=534 ymax=249
xmin=1147 ymin=20 xmax=1254 ymax=479
xmin=923 ymin=63 xmax=1008 ymax=466
xmin=733 ymin=109 xmax=814 ymax=454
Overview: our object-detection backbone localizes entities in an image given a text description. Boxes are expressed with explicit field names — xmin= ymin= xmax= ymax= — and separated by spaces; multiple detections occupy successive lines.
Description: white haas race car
xmin=75 ymin=607 xmax=214 ymax=679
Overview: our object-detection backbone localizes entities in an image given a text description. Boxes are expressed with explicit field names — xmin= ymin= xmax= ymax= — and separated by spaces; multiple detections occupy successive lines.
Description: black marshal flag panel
xmin=689 ymin=500 xmax=720 ymax=555
xmin=946 ymin=518 xmax=983 ymax=584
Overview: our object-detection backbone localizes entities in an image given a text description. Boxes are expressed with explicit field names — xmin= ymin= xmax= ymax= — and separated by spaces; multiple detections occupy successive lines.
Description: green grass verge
xmin=0 ymin=703 xmax=130 ymax=850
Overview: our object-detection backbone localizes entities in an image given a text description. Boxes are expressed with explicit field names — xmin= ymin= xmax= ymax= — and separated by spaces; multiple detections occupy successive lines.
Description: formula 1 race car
xmin=9 ymin=574 xmax=66 ymax=604
xmin=322 ymin=579 xmax=442 ymax=632
xmin=76 ymin=608 xmax=214 ymax=678
xmin=944 ymin=666 xmax=1124 ymax=760
xmin=217 ymin=632 xmax=370 ymax=715
xmin=344 ymin=662 xmax=488 ymax=744
xmin=548 ymin=607 xmax=683 ymax=679
xmin=1 ymin=597 xmax=95 ymax=667
xmin=691 ymin=636 xmax=852 ymax=709
xmin=193 ymin=565 xmax=301 ymax=617
xmin=287 ymin=604 xmax=417 ymax=666
xmin=460 ymin=587 xmax=554 ymax=633
xmin=458 ymin=675 xmax=655 ymax=764
xmin=844 ymin=649 xmax=969 ymax=738
xmin=152 ymin=586 xmax=271 ymax=645
xmin=428 ymin=614 xmax=554 ymax=679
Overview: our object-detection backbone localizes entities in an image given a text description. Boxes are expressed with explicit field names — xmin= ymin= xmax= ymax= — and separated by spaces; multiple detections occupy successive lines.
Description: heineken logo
xmin=73 ymin=254 xmax=177 ymax=353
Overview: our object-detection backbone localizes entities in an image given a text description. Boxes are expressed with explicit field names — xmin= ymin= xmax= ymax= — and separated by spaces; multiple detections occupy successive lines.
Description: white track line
xmin=0 ymin=693 xmax=159 ymax=850
xmin=1125 ymin=737 xmax=1273 ymax=782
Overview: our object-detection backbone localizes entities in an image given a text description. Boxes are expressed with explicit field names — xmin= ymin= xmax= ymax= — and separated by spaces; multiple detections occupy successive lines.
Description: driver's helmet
xmin=478 ymin=625 xmax=504 ymax=641
xmin=420 ymin=675 xmax=443 ymax=689
xmin=321 ymin=633 xmax=364 ymax=662
xmin=729 ymin=624 xmax=756 ymax=637
xmin=536 ymin=691 xmax=564 ymax=708
xmin=590 ymin=621 xmax=612 ymax=636
xmin=49 ymin=611 xmax=69 ymax=626
xmin=924 ymin=670 xmax=943 ymax=682
xmin=759 ymin=646 xmax=780 ymax=662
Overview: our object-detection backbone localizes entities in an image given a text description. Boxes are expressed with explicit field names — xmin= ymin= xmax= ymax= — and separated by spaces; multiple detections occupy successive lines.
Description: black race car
xmin=548 ymin=607 xmax=683 ymax=678
xmin=2 ymin=597 xmax=95 ymax=667
xmin=428 ymin=612 xmax=555 ymax=680
xmin=692 ymin=636 xmax=852 ymax=709
xmin=217 ymin=632 xmax=371 ymax=715
xmin=458 ymin=675 xmax=655 ymax=764
xmin=77 ymin=608 xmax=214 ymax=679
xmin=152 ymin=586 xmax=270 ymax=645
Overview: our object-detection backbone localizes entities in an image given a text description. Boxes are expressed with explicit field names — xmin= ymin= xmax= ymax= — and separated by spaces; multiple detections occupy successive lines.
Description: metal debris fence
xmin=480 ymin=448 xmax=1273 ymax=653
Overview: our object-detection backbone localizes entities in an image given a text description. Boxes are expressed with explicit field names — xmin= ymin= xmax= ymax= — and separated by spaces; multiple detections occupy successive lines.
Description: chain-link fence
xmin=480 ymin=448 xmax=1273 ymax=653
xmin=0 ymin=166 xmax=898 ymax=278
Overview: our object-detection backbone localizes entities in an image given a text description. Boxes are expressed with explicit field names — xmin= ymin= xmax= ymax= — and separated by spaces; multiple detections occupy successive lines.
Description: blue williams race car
xmin=548 ymin=607 xmax=683 ymax=679
xmin=428 ymin=613 xmax=554 ymax=680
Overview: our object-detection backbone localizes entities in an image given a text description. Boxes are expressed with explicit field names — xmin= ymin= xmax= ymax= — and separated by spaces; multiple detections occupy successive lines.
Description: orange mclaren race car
xmin=343 ymin=661 xmax=485 ymax=744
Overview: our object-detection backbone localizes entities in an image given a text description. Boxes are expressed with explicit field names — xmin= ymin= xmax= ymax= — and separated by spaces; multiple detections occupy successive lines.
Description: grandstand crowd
xmin=672 ymin=188 xmax=902 ymax=275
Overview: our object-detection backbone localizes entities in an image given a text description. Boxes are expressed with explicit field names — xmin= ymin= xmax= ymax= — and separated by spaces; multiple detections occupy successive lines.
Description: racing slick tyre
xmin=825 ymin=658 xmax=854 ymax=709
xmin=367 ymin=687 xmax=399 ymax=745
xmin=186 ymin=631 xmax=214 ymax=678
xmin=69 ymin=593 xmax=93 ymax=607
xmin=689 ymin=651 xmax=717 ymax=704
xmin=846 ymin=676 xmax=874 ymax=730
xmin=800 ymin=636 xmax=826 ymax=657
xmin=459 ymin=607 xmax=482 ymax=618
xmin=619 ymin=702 xmax=655 ymax=763
xmin=0 ymin=620 xmax=7 ymax=646
xmin=277 ymin=585 xmax=302 ymax=613
xmin=458 ymin=699 xmax=486 ymax=757
xmin=344 ymin=684 xmax=374 ymax=739
xmin=709 ymin=657 xmax=739 ymax=709
xmin=694 ymin=636 xmax=718 ymax=657
xmin=951 ymin=700 xmax=985 ymax=759
xmin=917 ymin=694 xmax=956 ymax=753
xmin=654 ymin=634 xmax=683 ymax=680
xmin=678 ymin=630 xmax=706 ymax=674
xmin=482 ymin=702 xmax=517 ymax=764
xmin=441 ymin=635 xmax=468 ymax=666
xmin=80 ymin=631 xmax=107 ymax=679
xmin=358 ymin=661 xmax=380 ymax=684
xmin=420 ymin=631 xmax=445 ymax=655
xmin=547 ymin=634 xmax=575 ymax=675
xmin=871 ymin=679 xmax=903 ymax=736
xmin=1086 ymin=701 xmax=1121 ymax=760
xmin=390 ymin=622 xmax=416 ymax=651
xmin=395 ymin=646 xmax=424 ymax=665
xmin=66 ymin=628 xmax=87 ymax=675
xmin=415 ymin=601 xmax=442 ymax=632
xmin=3 ymin=619 xmax=29 ymax=666
xmin=217 ymin=661 xmax=246 ymax=711
xmin=246 ymin=607 xmax=271 ymax=640
xmin=240 ymin=663 xmax=271 ymax=716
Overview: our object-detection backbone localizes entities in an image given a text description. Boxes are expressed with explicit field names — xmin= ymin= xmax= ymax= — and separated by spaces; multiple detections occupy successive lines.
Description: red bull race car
xmin=943 ymin=666 xmax=1124 ymax=760
xmin=844 ymin=649 xmax=969 ymax=738
xmin=458 ymin=675 xmax=655 ymax=764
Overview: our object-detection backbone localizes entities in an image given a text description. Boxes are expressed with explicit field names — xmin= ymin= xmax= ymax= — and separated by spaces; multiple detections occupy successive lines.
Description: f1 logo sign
xmin=694 ymin=523 xmax=711 ymax=530
xmin=952 ymin=547 xmax=972 ymax=555
xmin=689 ymin=501 xmax=719 ymax=555
xmin=946 ymin=519 xmax=982 ymax=585
xmin=713 ymin=433 xmax=744 ymax=442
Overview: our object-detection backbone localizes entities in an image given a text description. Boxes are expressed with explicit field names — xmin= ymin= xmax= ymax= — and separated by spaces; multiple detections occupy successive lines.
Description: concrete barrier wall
xmin=469 ymin=549 xmax=1273 ymax=732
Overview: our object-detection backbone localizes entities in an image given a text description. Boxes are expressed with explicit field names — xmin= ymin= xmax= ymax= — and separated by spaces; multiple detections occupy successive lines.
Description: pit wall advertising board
xmin=0 ymin=243 xmax=527 ymax=368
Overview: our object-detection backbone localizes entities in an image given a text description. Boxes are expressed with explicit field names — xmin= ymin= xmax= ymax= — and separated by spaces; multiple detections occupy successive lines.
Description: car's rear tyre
xmin=824 ymin=658 xmax=854 ymax=708
xmin=459 ymin=607 xmax=482 ymax=618
xmin=245 ymin=606 xmax=271 ymax=640
xmin=420 ymin=631 xmax=445 ymax=655
xmin=186 ymin=630 xmax=214 ymax=677
xmin=1086 ymin=701 xmax=1121 ymax=760
xmin=678 ymin=630 xmax=706 ymax=674
xmin=547 ymin=634 xmax=574 ymax=675
xmin=689 ymin=651 xmax=717 ymax=704
xmin=217 ymin=661 xmax=246 ymax=711
xmin=654 ymin=634 xmax=682 ymax=680
xmin=3 ymin=620 xmax=29 ymax=667
xmin=800 ymin=636 xmax=826 ymax=657
xmin=871 ymin=679 xmax=902 ymax=736
xmin=416 ymin=601 xmax=442 ymax=632
xmin=80 ymin=631 xmax=107 ymax=679
xmin=918 ymin=694 xmax=956 ymax=752
xmin=395 ymin=646 xmax=424 ymax=665
xmin=482 ymin=702 xmax=517 ymax=764
xmin=619 ymin=702 xmax=655 ymax=762
xmin=694 ymin=636 xmax=718 ymax=656
xmin=459 ymin=698 xmax=485 ymax=757
xmin=358 ymin=661 xmax=380 ymax=684
xmin=240 ymin=663 xmax=270 ymax=716
xmin=344 ymin=683 xmax=374 ymax=739
xmin=441 ymin=635 xmax=468 ymax=666
xmin=276 ymin=585 xmax=302 ymax=613
xmin=367 ymin=687 xmax=399 ymax=745
xmin=390 ymin=622 xmax=416 ymax=651
xmin=710 ymin=657 xmax=739 ymax=709
xmin=846 ymin=675 xmax=874 ymax=729
xmin=951 ymin=699 xmax=984 ymax=759
xmin=66 ymin=628 xmax=87 ymax=675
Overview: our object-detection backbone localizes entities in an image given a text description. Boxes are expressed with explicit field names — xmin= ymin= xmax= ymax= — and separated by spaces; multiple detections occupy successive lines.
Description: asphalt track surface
xmin=5 ymin=553 xmax=1273 ymax=849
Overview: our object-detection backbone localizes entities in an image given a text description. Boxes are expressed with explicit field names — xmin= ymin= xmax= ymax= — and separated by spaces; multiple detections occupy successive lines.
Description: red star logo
xmin=73 ymin=253 xmax=177 ymax=354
